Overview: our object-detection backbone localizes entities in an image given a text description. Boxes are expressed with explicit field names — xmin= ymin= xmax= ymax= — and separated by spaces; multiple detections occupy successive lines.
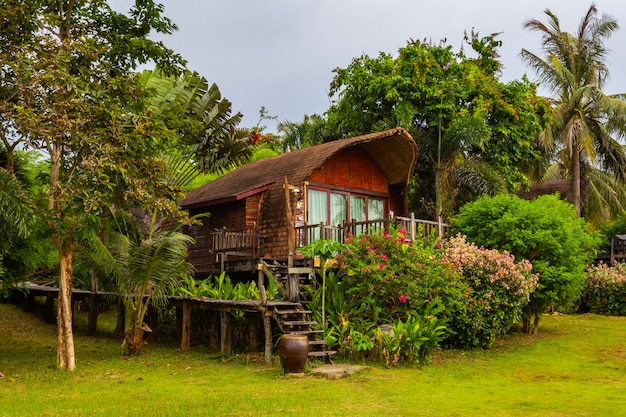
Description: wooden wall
xmin=185 ymin=200 xmax=248 ymax=275
xmin=307 ymin=148 xmax=388 ymax=194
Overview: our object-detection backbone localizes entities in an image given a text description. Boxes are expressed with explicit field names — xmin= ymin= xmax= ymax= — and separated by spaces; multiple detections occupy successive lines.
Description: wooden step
xmin=288 ymin=329 xmax=323 ymax=336
xmin=281 ymin=320 xmax=318 ymax=327
xmin=308 ymin=350 xmax=337 ymax=358
xmin=273 ymin=309 xmax=312 ymax=315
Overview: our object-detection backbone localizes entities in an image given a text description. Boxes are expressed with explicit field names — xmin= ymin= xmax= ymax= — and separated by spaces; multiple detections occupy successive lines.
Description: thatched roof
xmin=181 ymin=127 xmax=417 ymax=210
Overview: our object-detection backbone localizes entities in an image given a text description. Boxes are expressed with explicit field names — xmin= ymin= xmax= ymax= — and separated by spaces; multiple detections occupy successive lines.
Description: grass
xmin=1 ymin=303 xmax=626 ymax=416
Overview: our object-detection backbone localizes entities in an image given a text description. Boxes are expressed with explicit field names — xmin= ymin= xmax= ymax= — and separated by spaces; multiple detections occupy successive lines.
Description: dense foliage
xmin=452 ymin=194 xmax=600 ymax=333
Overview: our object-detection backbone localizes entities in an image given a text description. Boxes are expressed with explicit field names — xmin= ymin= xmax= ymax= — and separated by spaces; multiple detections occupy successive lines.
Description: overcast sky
xmin=110 ymin=1 xmax=626 ymax=132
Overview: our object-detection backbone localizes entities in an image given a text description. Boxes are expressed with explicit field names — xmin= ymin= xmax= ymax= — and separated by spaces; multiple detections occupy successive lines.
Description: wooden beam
xmin=181 ymin=300 xmax=191 ymax=351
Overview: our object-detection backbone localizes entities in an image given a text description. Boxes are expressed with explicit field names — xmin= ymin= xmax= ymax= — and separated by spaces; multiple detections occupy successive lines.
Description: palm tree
xmin=86 ymin=214 xmax=194 ymax=355
xmin=277 ymin=114 xmax=332 ymax=151
xmin=521 ymin=4 xmax=626 ymax=220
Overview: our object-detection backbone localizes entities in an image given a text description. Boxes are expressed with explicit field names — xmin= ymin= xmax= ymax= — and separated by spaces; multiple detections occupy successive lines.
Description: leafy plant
xmin=175 ymin=272 xmax=281 ymax=302
xmin=374 ymin=312 xmax=447 ymax=367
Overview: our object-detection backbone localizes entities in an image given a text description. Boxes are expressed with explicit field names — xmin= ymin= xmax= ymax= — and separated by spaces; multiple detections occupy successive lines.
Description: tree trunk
xmin=56 ymin=242 xmax=76 ymax=370
xmin=571 ymin=145 xmax=582 ymax=217
xmin=122 ymin=313 xmax=150 ymax=355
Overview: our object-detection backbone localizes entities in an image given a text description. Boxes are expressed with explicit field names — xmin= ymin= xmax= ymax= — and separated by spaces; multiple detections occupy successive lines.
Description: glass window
xmin=330 ymin=193 xmax=347 ymax=226
xmin=368 ymin=198 xmax=384 ymax=220
xmin=307 ymin=189 xmax=387 ymax=242
xmin=350 ymin=196 xmax=366 ymax=222
xmin=308 ymin=189 xmax=327 ymax=242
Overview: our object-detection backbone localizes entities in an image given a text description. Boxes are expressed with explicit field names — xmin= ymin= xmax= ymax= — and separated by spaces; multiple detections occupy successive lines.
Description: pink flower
xmin=398 ymin=295 xmax=407 ymax=303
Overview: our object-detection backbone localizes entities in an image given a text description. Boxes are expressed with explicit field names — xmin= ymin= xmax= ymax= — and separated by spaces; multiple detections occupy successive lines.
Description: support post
xmin=181 ymin=300 xmax=191 ymax=351
xmin=45 ymin=295 xmax=55 ymax=324
xmin=247 ymin=312 xmax=258 ymax=352
xmin=220 ymin=311 xmax=232 ymax=356
xmin=115 ymin=297 xmax=126 ymax=337
xmin=258 ymin=264 xmax=272 ymax=363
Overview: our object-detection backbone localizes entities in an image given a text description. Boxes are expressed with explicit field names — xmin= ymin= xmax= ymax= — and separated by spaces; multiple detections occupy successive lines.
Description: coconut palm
xmin=277 ymin=114 xmax=332 ymax=151
xmin=521 ymin=4 xmax=626 ymax=220
xmin=86 ymin=214 xmax=194 ymax=355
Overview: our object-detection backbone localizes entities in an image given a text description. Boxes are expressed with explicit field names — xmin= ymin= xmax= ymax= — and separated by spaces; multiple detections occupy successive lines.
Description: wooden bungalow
xmin=180 ymin=127 xmax=418 ymax=279
xmin=516 ymin=179 xmax=570 ymax=201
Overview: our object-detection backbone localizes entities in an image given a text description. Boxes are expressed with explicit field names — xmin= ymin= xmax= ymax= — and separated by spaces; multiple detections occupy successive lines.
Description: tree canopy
xmin=324 ymin=32 xmax=551 ymax=219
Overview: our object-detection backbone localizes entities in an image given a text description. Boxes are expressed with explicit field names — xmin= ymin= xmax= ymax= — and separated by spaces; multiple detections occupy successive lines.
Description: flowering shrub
xmin=336 ymin=228 xmax=460 ymax=324
xmin=442 ymin=235 xmax=539 ymax=348
xmin=310 ymin=228 xmax=542 ymax=363
xmin=582 ymin=262 xmax=626 ymax=316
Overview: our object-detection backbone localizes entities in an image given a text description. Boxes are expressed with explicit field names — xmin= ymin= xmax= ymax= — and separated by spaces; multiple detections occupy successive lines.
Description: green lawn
xmin=1 ymin=302 xmax=625 ymax=416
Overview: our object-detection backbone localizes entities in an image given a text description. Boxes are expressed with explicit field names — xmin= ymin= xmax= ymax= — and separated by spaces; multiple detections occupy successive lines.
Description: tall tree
xmin=0 ymin=0 xmax=186 ymax=370
xmin=521 ymin=4 xmax=626 ymax=220
xmin=325 ymin=33 xmax=550 ymax=220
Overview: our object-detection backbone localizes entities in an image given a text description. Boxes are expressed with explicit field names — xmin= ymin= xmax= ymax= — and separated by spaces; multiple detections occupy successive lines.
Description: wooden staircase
xmin=260 ymin=259 xmax=335 ymax=362
xmin=272 ymin=302 xmax=336 ymax=362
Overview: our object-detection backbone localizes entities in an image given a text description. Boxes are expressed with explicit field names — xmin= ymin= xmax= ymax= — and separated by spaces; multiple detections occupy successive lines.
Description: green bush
xmin=452 ymin=194 xmax=600 ymax=333
xmin=582 ymin=262 xmax=626 ymax=316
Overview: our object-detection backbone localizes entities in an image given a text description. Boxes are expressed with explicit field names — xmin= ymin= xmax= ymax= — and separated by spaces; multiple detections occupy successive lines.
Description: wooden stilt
xmin=258 ymin=265 xmax=272 ymax=363
xmin=263 ymin=311 xmax=272 ymax=363
xmin=45 ymin=295 xmax=55 ymax=324
xmin=181 ymin=300 xmax=191 ymax=350
xmin=87 ymin=292 xmax=98 ymax=335
xmin=247 ymin=312 xmax=258 ymax=352
xmin=220 ymin=311 xmax=232 ymax=356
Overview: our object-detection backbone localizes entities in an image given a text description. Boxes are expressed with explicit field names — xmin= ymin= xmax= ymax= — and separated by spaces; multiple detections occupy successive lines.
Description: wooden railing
xmin=209 ymin=216 xmax=450 ymax=264
xmin=295 ymin=214 xmax=450 ymax=248
xmin=211 ymin=225 xmax=265 ymax=267
xmin=393 ymin=214 xmax=451 ymax=241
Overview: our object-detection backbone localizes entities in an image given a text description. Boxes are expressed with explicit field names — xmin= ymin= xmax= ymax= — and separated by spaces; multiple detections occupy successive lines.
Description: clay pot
xmin=279 ymin=334 xmax=309 ymax=373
